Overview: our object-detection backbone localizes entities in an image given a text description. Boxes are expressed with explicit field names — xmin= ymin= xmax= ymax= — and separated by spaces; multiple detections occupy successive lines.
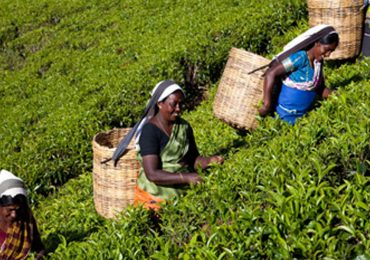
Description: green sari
xmin=137 ymin=118 xmax=194 ymax=200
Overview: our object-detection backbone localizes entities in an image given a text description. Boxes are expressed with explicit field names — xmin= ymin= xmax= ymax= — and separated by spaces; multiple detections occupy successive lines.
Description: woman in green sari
xmin=134 ymin=80 xmax=224 ymax=210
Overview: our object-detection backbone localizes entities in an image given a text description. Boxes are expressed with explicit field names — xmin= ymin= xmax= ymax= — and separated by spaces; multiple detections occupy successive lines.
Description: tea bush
xmin=2 ymin=0 xmax=370 ymax=258
xmin=34 ymin=57 xmax=369 ymax=258
xmin=0 ymin=0 xmax=306 ymax=199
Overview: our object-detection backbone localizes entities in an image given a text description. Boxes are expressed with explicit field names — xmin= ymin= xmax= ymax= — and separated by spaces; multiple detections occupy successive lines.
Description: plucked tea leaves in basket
xmin=92 ymin=128 xmax=140 ymax=219
xmin=213 ymin=48 xmax=270 ymax=130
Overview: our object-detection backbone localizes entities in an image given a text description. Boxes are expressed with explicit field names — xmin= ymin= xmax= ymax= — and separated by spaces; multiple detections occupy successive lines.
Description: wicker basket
xmin=213 ymin=48 xmax=270 ymax=130
xmin=92 ymin=128 xmax=140 ymax=219
xmin=307 ymin=0 xmax=365 ymax=60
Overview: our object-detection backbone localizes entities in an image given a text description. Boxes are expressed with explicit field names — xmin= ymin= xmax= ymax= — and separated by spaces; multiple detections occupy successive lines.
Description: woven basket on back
xmin=92 ymin=128 xmax=140 ymax=219
xmin=213 ymin=48 xmax=270 ymax=130
xmin=307 ymin=0 xmax=365 ymax=60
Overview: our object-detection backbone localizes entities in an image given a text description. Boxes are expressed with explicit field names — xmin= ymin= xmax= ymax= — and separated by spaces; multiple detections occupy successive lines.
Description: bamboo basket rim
xmin=307 ymin=0 xmax=364 ymax=9
xmin=93 ymin=128 xmax=135 ymax=153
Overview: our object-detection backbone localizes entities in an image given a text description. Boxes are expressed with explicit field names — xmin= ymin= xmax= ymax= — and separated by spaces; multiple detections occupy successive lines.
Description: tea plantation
xmin=1 ymin=0 xmax=369 ymax=258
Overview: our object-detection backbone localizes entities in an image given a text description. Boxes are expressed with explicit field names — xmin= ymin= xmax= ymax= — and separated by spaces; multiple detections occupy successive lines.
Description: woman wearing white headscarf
xmin=259 ymin=25 xmax=339 ymax=125
xmin=132 ymin=80 xmax=224 ymax=210
xmin=0 ymin=169 xmax=44 ymax=259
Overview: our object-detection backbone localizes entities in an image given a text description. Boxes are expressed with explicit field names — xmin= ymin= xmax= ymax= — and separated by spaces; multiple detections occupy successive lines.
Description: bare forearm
xmin=31 ymin=216 xmax=45 ymax=259
xmin=262 ymin=74 xmax=275 ymax=109
xmin=259 ymin=64 xmax=286 ymax=116
xmin=145 ymin=169 xmax=200 ymax=185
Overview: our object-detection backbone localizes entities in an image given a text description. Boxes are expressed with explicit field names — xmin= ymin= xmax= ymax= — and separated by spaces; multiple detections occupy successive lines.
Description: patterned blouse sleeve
xmin=281 ymin=51 xmax=306 ymax=73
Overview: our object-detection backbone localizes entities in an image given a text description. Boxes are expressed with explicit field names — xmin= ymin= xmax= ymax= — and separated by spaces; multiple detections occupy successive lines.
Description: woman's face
xmin=0 ymin=204 xmax=20 ymax=224
xmin=158 ymin=90 xmax=184 ymax=122
xmin=313 ymin=42 xmax=338 ymax=61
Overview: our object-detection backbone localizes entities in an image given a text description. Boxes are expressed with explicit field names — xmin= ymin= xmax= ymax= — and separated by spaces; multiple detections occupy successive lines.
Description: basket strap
xmin=248 ymin=25 xmax=336 ymax=74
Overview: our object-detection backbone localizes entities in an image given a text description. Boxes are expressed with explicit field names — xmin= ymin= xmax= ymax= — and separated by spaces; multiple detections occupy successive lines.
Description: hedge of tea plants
xmin=33 ymin=56 xmax=369 ymax=258
xmin=1 ymin=0 xmax=370 ymax=258
xmin=0 ymin=0 xmax=306 ymax=200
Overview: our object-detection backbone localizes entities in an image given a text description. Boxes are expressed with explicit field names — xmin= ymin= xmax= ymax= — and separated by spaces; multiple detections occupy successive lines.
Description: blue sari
xmin=276 ymin=51 xmax=323 ymax=125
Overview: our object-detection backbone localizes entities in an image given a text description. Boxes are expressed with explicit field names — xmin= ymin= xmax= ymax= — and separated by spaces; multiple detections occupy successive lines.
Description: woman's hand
xmin=184 ymin=173 xmax=203 ymax=184
xmin=35 ymin=250 xmax=46 ymax=260
xmin=208 ymin=155 xmax=224 ymax=165
xmin=195 ymin=155 xmax=224 ymax=170
xmin=321 ymin=87 xmax=332 ymax=98
xmin=258 ymin=104 xmax=270 ymax=117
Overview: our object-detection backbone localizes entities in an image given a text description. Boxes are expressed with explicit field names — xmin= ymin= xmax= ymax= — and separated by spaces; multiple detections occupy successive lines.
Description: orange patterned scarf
xmin=0 ymin=220 xmax=32 ymax=260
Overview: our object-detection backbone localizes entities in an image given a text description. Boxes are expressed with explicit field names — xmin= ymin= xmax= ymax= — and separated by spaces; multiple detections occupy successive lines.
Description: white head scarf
xmin=134 ymin=80 xmax=185 ymax=150
xmin=151 ymin=80 xmax=185 ymax=102
xmin=0 ymin=169 xmax=27 ymax=200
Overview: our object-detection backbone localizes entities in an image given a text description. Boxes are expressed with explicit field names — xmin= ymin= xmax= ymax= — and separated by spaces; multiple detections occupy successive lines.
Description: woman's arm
xmin=30 ymin=214 xmax=45 ymax=259
xmin=142 ymin=155 xmax=202 ymax=185
xmin=259 ymin=62 xmax=287 ymax=116
xmin=315 ymin=76 xmax=332 ymax=99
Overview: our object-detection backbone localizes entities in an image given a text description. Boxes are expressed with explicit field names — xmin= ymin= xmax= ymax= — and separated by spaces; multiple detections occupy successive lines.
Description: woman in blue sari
xmin=259 ymin=25 xmax=339 ymax=125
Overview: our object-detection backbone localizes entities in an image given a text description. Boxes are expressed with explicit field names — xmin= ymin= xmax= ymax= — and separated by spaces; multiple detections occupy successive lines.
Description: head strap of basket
xmin=248 ymin=24 xmax=337 ymax=74
xmin=108 ymin=80 xmax=185 ymax=166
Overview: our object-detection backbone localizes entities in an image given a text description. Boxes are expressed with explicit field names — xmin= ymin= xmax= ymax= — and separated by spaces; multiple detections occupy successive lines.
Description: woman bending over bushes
xmin=259 ymin=24 xmax=339 ymax=125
